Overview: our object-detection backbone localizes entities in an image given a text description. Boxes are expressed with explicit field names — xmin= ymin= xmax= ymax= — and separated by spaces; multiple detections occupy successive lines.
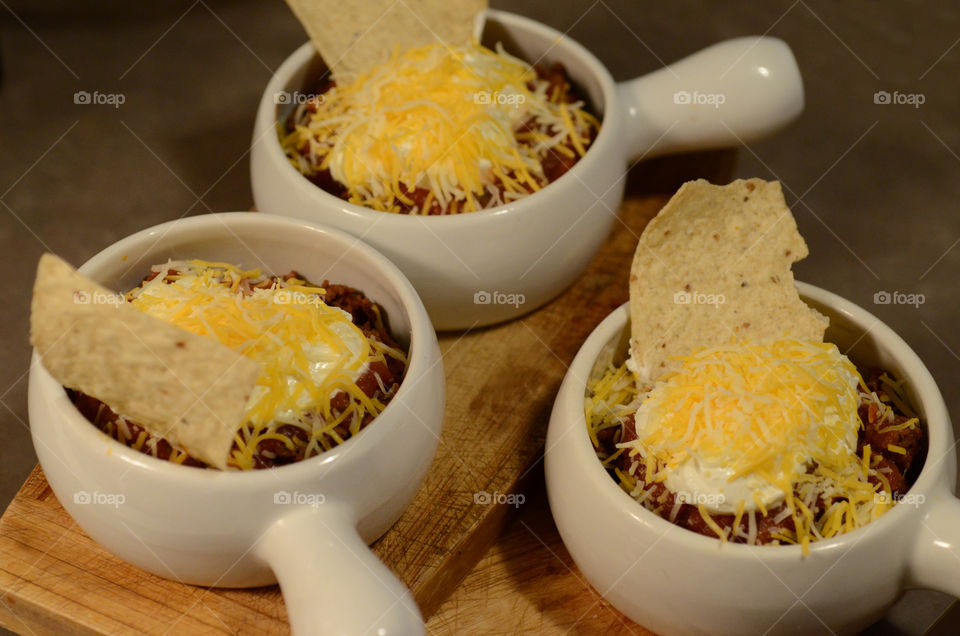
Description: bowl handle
xmin=615 ymin=36 xmax=804 ymax=161
xmin=908 ymin=485 xmax=960 ymax=597
xmin=256 ymin=504 xmax=424 ymax=635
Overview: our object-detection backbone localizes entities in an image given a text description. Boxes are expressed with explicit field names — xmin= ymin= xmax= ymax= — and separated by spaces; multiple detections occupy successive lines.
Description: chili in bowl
xmin=546 ymin=290 xmax=958 ymax=635
xmin=252 ymin=10 xmax=806 ymax=329
xmin=28 ymin=213 xmax=444 ymax=635
xmin=69 ymin=259 xmax=408 ymax=471
xmin=544 ymin=178 xmax=959 ymax=634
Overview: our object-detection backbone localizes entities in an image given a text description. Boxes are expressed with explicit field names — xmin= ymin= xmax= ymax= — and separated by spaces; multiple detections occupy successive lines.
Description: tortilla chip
xmin=628 ymin=179 xmax=828 ymax=383
xmin=29 ymin=254 xmax=260 ymax=469
xmin=285 ymin=0 xmax=487 ymax=82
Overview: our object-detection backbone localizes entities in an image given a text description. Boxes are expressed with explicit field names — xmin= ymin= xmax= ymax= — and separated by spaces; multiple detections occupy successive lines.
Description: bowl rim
xmin=253 ymin=8 xmax=622 ymax=226
xmin=551 ymin=280 xmax=952 ymax=560
xmin=30 ymin=212 xmax=439 ymax=483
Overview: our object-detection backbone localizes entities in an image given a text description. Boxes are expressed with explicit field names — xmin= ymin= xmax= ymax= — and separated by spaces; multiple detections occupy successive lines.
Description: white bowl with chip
xmin=545 ymin=283 xmax=960 ymax=635
xmin=28 ymin=213 xmax=444 ymax=635
xmin=251 ymin=10 xmax=805 ymax=330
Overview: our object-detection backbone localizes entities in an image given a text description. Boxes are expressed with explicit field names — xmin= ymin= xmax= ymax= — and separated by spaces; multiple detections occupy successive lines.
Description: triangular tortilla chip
xmin=30 ymin=254 xmax=260 ymax=469
xmin=285 ymin=0 xmax=487 ymax=82
xmin=628 ymin=179 xmax=827 ymax=383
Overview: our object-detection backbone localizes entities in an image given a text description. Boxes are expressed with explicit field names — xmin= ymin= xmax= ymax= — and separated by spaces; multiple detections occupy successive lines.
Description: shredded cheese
xmin=585 ymin=338 xmax=917 ymax=552
xmin=126 ymin=260 xmax=406 ymax=469
xmin=281 ymin=41 xmax=599 ymax=214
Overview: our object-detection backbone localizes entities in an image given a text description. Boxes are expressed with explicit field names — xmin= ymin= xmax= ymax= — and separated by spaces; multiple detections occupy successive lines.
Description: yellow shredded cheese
xmin=698 ymin=504 xmax=728 ymax=540
xmin=126 ymin=260 xmax=405 ymax=469
xmin=631 ymin=340 xmax=863 ymax=488
xmin=281 ymin=41 xmax=599 ymax=214
xmin=878 ymin=417 xmax=919 ymax=434
xmin=584 ymin=337 xmax=919 ymax=552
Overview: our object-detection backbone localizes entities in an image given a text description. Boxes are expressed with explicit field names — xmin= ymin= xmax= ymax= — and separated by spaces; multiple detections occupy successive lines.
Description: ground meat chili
xmin=590 ymin=366 xmax=925 ymax=545
xmin=70 ymin=266 xmax=407 ymax=470
xmin=282 ymin=58 xmax=599 ymax=215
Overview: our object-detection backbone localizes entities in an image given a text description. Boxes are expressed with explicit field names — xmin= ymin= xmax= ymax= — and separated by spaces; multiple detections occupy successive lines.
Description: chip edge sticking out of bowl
xmin=628 ymin=178 xmax=828 ymax=383
xmin=30 ymin=253 xmax=259 ymax=468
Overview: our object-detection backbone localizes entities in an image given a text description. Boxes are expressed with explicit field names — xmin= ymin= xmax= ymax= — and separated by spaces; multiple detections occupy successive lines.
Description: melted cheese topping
xmin=281 ymin=41 xmax=599 ymax=214
xmin=126 ymin=260 xmax=404 ymax=469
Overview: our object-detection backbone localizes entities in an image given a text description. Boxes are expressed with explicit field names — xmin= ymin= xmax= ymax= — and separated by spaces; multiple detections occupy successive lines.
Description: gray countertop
xmin=1 ymin=1 xmax=958 ymax=633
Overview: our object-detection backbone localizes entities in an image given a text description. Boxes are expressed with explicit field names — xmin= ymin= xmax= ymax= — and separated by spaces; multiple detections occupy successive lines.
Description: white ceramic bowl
xmin=28 ymin=213 xmax=444 ymax=635
xmin=251 ymin=10 xmax=805 ymax=330
xmin=546 ymin=282 xmax=960 ymax=635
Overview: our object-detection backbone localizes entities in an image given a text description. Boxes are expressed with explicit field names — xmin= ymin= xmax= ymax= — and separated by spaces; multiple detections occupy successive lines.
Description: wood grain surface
xmin=0 ymin=152 xmax=735 ymax=635
xmin=425 ymin=472 xmax=652 ymax=636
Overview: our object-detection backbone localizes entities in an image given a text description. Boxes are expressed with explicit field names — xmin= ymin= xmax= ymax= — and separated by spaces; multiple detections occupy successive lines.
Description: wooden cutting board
xmin=425 ymin=472 xmax=650 ymax=636
xmin=0 ymin=152 xmax=735 ymax=635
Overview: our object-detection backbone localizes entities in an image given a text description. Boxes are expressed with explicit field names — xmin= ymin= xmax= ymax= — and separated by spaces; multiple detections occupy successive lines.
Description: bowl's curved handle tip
xmin=257 ymin=504 xmax=425 ymax=636
xmin=908 ymin=487 xmax=960 ymax=598
xmin=616 ymin=36 xmax=804 ymax=161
